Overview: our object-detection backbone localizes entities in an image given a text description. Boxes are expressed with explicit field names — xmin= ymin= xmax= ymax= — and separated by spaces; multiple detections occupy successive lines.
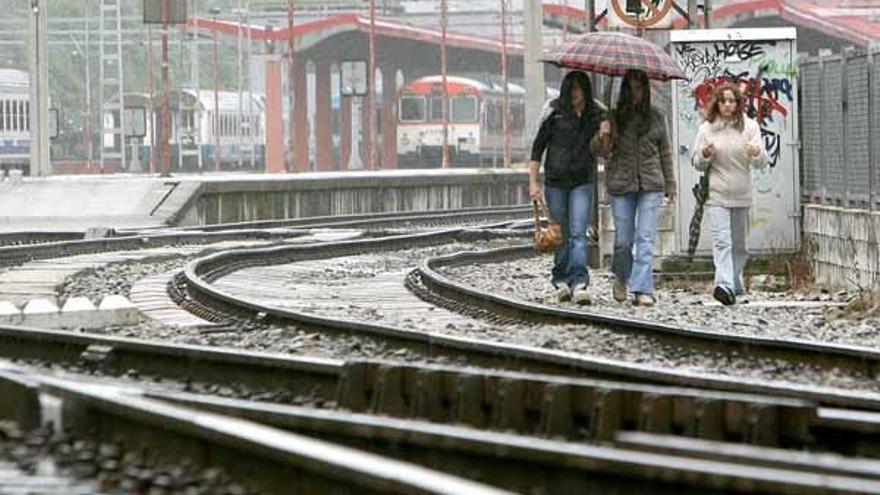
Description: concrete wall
xmin=598 ymin=203 xmax=677 ymax=265
xmin=596 ymin=178 xmax=677 ymax=265
xmin=174 ymin=169 xmax=530 ymax=226
xmin=804 ymin=204 xmax=880 ymax=290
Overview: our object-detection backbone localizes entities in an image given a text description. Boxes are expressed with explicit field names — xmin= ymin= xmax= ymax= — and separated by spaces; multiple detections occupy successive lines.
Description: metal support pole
xmin=586 ymin=0 xmax=596 ymax=32
xmin=236 ymin=6 xmax=244 ymax=170
xmin=368 ymin=0 xmax=377 ymax=169
xmin=83 ymin=1 xmax=93 ymax=171
xmin=440 ymin=0 xmax=450 ymax=168
xmin=246 ymin=9 xmax=255 ymax=170
xmin=147 ymin=24 xmax=155 ymax=174
xmin=212 ymin=13 xmax=221 ymax=171
xmin=586 ymin=0 xmax=596 ymax=92
xmin=869 ymin=45 xmax=877 ymax=210
xmin=523 ymin=0 xmax=544 ymax=146
xmin=287 ymin=0 xmax=296 ymax=172
xmin=191 ymin=0 xmax=202 ymax=171
xmin=501 ymin=0 xmax=510 ymax=168
xmin=29 ymin=0 xmax=50 ymax=177
xmin=562 ymin=0 xmax=569 ymax=41
xmin=704 ymin=0 xmax=712 ymax=28
xmin=161 ymin=0 xmax=171 ymax=176
xmin=687 ymin=0 xmax=697 ymax=28
xmin=178 ymin=9 xmax=187 ymax=173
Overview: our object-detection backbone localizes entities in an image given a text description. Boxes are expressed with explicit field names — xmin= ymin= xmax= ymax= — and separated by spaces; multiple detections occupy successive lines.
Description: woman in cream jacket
xmin=692 ymin=83 xmax=769 ymax=305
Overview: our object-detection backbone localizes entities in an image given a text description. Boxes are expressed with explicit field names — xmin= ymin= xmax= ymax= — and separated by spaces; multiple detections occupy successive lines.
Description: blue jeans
xmin=610 ymin=191 xmax=663 ymax=295
xmin=707 ymin=206 xmax=749 ymax=294
xmin=544 ymin=183 xmax=594 ymax=289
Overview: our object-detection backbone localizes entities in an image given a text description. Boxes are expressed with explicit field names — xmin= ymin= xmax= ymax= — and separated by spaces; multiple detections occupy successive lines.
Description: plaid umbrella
xmin=541 ymin=31 xmax=688 ymax=82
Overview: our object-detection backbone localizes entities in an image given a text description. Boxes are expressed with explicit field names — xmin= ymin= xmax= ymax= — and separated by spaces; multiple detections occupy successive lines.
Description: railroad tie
xmin=335 ymin=361 xmax=374 ymax=412
xmin=412 ymin=368 xmax=455 ymax=423
xmin=370 ymin=364 xmax=416 ymax=418
xmin=454 ymin=373 xmax=491 ymax=429
xmin=692 ymin=398 xmax=726 ymax=441
xmin=745 ymin=403 xmax=781 ymax=447
xmin=538 ymin=384 xmax=574 ymax=439
xmin=589 ymin=388 xmax=623 ymax=441
xmin=491 ymin=378 xmax=528 ymax=433
xmin=637 ymin=393 xmax=675 ymax=435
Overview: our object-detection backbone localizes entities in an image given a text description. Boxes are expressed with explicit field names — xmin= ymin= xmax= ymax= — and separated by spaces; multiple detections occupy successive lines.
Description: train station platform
xmin=0 ymin=169 xmax=530 ymax=232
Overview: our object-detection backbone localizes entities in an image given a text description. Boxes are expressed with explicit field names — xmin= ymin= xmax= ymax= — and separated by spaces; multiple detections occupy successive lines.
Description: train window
xmin=451 ymin=96 xmax=477 ymax=123
xmin=21 ymin=101 xmax=28 ymax=132
xmin=0 ymin=100 xmax=5 ymax=132
xmin=429 ymin=97 xmax=444 ymax=122
xmin=399 ymin=96 xmax=425 ymax=122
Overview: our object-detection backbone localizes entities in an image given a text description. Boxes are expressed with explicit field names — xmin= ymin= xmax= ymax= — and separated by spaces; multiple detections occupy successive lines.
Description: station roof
xmin=673 ymin=0 xmax=880 ymax=48
xmin=189 ymin=1 xmax=880 ymax=59
xmin=190 ymin=13 xmax=525 ymax=55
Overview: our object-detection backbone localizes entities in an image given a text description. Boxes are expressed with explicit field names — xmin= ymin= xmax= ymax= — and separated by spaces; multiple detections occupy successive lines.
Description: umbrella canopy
xmin=541 ymin=31 xmax=688 ymax=82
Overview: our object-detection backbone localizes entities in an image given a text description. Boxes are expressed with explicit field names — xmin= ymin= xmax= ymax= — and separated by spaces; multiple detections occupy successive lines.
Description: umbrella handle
xmin=603 ymin=76 xmax=614 ymax=109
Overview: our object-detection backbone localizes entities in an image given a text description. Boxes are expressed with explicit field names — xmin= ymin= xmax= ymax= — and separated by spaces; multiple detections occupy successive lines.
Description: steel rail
xmin=178 ymin=230 xmax=880 ymax=411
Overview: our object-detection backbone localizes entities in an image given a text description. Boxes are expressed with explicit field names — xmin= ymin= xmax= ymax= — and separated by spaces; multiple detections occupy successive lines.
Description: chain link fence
xmin=800 ymin=48 xmax=880 ymax=208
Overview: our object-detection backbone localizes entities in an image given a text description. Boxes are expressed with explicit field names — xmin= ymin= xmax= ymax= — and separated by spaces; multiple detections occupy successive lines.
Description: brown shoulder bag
xmin=532 ymin=199 xmax=563 ymax=254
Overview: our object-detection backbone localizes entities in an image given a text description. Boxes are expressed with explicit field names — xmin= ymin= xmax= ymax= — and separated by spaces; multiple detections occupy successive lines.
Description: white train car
xmin=0 ymin=69 xmax=31 ymax=170
xmin=105 ymin=90 xmax=264 ymax=171
xmin=188 ymin=89 xmax=265 ymax=169
xmin=396 ymin=75 xmax=526 ymax=168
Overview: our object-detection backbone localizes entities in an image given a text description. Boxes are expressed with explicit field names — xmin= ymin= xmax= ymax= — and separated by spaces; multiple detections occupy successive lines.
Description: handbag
xmin=532 ymin=199 xmax=563 ymax=254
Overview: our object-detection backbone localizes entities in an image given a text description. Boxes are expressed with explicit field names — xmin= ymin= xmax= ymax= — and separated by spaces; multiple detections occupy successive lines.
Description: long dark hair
xmin=556 ymin=70 xmax=596 ymax=115
xmin=614 ymin=69 xmax=652 ymax=132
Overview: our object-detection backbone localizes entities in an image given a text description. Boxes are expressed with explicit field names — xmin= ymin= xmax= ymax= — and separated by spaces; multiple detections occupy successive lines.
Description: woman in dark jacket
xmin=592 ymin=69 xmax=676 ymax=307
xmin=529 ymin=70 xmax=603 ymax=304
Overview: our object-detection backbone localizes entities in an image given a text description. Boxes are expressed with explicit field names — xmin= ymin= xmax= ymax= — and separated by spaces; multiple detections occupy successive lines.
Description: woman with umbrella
xmin=540 ymin=31 xmax=688 ymax=305
xmin=528 ymin=70 xmax=604 ymax=304
xmin=592 ymin=69 xmax=676 ymax=307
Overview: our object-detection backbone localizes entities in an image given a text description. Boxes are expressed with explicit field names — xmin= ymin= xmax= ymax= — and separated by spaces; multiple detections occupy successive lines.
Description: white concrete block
xmin=0 ymin=301 xmax=20 ymax=316
xmin=22 ymin=299 xmax=59 ymax=314
xmin=98 ymin=295 xmax=134 ymax=310
xmin=61 ymin=296 xmax=96 ymax=312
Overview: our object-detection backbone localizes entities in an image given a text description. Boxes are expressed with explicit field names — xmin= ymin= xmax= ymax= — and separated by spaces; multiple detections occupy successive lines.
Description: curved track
xmin=175 ymin=228 xmax=880 ymax=412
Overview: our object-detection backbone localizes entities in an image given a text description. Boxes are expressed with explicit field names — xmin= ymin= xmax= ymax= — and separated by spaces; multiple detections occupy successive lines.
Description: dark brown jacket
xmin=591 ymin=107 xmax=675 ymax=196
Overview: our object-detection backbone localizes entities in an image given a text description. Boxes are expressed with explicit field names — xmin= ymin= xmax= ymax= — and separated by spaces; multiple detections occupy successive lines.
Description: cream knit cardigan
xmin=691 ymin=116 xmax=770 ymax=208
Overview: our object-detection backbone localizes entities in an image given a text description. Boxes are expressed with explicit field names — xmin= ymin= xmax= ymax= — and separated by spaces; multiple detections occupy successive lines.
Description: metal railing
xmin=800 ymin=47 xmax=880 ymax=208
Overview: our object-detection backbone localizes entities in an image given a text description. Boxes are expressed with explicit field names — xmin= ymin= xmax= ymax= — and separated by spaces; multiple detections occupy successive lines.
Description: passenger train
xmin=396 ymin=75 xmax=528 ymax=168
xmin=104 ymin=89 xmax=264 ymax=171
xmin=0 ymin=69 xmax=31 ymax=172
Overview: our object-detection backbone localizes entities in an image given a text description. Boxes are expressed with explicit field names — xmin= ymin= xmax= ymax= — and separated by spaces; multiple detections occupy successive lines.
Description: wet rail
xmin=0 ymin=206 xmax=532 ymax=268
xmin=5 ymin=334 xmax=880 ymax=493
xmin=4 ymin=325 xmax=880 ymax=456
xmin=175 ymin=228 xmax=880 ymax=413
xmin=0 ymin=366 xmax=508 ymax=495
xmin=131 ymin=204 xmax=534 ymax=233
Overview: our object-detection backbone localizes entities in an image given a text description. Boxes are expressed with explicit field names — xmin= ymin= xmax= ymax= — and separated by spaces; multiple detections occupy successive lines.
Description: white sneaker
xmin=633 ymin=293 xmax=656 ymax=307
xmin=572 ymin=285 xmax=591 ymax=305
xmin=554 ymin=283 xmax=572 ymax=302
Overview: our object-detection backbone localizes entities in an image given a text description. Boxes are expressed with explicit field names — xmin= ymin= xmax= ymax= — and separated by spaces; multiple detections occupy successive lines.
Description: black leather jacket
xmin=530 ymin=100 xmax=603 ymax=190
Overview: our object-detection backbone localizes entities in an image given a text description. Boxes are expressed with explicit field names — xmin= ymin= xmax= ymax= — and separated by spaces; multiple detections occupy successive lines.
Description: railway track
xmin=3 ymin=332 xmax=880 ymax=493
xmin=134 ymin=205 xmax=534 ymax=233
xmin=0 ymin=363 xmax=508 ymax=495
xmin=172 ymin=228 xmax=880 ymax=413
xmin=0 ymin=206 xmax=532 ymax=269
xmin=6 ymin=207 xmax=880 ymax=493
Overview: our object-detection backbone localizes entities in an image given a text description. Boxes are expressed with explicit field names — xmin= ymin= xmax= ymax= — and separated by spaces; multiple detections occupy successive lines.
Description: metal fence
xmin=800 ymin=49 xmax=880 ymax=208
